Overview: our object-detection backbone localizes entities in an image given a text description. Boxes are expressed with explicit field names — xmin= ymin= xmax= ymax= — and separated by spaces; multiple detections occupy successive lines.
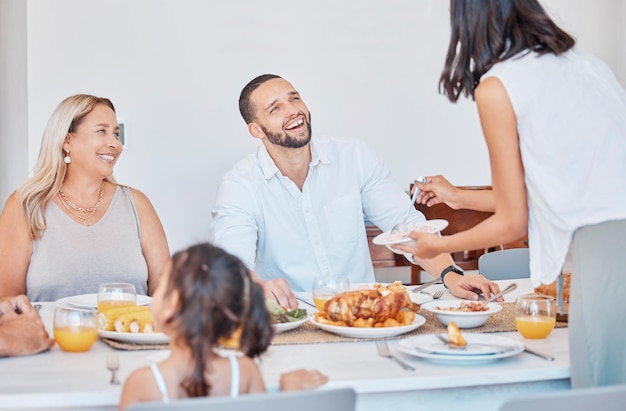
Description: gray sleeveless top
xmin=26 ymin=185 xmax=149 ymax=301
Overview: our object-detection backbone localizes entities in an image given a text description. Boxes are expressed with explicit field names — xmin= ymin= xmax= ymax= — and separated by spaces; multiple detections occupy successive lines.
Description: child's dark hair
xmin=163 ymin=242 xmax=274 ymax=397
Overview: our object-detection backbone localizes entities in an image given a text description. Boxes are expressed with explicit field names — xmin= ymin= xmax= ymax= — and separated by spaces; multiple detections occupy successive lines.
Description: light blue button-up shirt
xmin=209 ymin=135 xmax=425 ymax=292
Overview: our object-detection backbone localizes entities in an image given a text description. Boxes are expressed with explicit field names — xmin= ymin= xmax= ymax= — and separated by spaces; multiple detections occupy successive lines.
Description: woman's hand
xmin=415 ymin=175 xmax=460 ymax=208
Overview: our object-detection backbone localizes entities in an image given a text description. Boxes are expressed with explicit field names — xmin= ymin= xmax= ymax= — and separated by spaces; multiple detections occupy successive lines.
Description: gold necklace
xmin=58 ymin=183 xmax=105 ymax=226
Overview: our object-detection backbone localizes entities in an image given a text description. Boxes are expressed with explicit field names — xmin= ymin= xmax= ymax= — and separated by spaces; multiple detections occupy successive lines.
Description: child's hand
xmin=280 ymin=369 xmax=328 ymax=391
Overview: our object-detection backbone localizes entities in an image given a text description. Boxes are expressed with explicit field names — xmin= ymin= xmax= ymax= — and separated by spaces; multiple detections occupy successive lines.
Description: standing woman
xmin=0 ymin=95 xmax=170 ymax=301
xmin=397 ymin=0 xmax=626 ymax=388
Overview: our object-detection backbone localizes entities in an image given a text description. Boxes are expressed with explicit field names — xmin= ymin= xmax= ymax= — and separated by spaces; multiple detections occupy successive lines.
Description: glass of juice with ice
xmin=312 ymin=276 xmax=350 ymax=312
xmin=97 ymin=282 xmax=137 ymax=313
xmin=514 ymin=294 xmax=556 ymax=339
xmin=53 ymin=307 xmax=98 ymax=352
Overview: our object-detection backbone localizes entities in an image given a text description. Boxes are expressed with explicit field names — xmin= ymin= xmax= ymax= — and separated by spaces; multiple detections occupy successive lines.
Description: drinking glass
xmin=312 ymin=276 xmax=350 ymax=312
xmin=97 ymin=282 xmax=137 ymax=313
xmin=53 ymin=307 xmax=98 ymax=352
xmin=514 ymin=293 xmax=556 ymax=339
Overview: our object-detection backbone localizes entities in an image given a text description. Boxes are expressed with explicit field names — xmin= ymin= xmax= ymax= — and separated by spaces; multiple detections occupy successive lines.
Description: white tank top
xmin=483 ymin=48 xmax=626 ymax=285
xmin=150 ymin=352 xmax=240 ymax=402
xmin=26 ymin=185 xmax=148 ymax=301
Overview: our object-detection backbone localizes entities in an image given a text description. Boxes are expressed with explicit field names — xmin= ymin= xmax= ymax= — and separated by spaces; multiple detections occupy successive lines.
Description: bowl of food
xmin=421 ymin=300 xmax=502 ymax=328
xmin=265 ymin=300 xmax=308 ymax=333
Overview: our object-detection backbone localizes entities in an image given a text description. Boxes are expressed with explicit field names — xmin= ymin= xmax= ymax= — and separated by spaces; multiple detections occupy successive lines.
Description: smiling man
xmin=209 ymin=74 xmax=501 ymax=308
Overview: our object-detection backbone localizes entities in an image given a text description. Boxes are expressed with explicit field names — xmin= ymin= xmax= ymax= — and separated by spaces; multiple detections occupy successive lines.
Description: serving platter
xmin=310 ymin=314 xmax=426 ymax=339
xmin=98 ymin=329 xmax=169 ymax=344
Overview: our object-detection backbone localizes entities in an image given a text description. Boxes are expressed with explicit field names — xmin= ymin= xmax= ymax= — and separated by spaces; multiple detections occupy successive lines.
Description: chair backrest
xmin=125 ymin=388 xmax=357 ymax=411
xmin=478 ymin=248 xmax=530 ymax=280
xmin=499 ymin=384 xmax=626 ymax=411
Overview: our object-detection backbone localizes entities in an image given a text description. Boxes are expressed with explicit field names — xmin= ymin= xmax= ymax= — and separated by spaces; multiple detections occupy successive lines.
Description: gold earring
xmin=64 ymin=150 xmax=71 ymax=164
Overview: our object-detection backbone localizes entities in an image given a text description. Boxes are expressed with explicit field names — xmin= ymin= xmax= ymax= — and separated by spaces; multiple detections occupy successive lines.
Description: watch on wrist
xmin=440 ymin=264 xmax=464 ymax=288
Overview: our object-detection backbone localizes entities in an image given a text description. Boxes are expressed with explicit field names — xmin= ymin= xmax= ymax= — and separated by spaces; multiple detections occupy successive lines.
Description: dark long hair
xmin=439 ymin=0 xmax=575 ymax=102
xmin=163 ymin=243 xmax=274 ymax=397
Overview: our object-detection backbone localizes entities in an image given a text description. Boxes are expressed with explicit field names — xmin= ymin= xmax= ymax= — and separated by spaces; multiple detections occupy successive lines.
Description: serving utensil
xmin=420 ymin=290 xmax=444 ymax=300
xmin=390 ymin=176 xmax=426 ymax=236
xmin=411 ymin=277 xmax=442 ymax=293
xmin=376 ymin=340 xmax=415 ymax=371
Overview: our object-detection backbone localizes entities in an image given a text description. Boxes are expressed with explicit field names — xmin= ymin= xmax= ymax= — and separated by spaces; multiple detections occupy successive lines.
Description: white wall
xmin=1 ymin=0 xmax=624 ymax=253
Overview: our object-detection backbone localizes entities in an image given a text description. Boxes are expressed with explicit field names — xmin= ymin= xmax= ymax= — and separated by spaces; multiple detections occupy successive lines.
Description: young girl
xmin=397 ymin=0 xmax=626 ymax=388
xmin=119 ymin=243 xmax=327 ymax=410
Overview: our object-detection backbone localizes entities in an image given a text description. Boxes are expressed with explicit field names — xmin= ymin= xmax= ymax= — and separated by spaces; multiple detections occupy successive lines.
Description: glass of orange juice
xmin=53 ymin=307 xmax=98 ymax=352
xmin=514 ymin=294 xmax=556 ymax=339
xmin=312 ymin=276 xmax=350 ymax=312
xmin=97 ymin=282 xmax=137 ymax=313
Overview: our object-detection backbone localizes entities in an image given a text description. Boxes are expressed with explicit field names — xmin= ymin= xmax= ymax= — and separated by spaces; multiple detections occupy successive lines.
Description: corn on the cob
xmin=98 ymin=305 xmax=156 ymax=333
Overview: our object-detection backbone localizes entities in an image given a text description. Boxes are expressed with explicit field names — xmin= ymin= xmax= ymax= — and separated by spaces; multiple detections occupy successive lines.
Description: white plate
xmin=372 ymin=219 xmax=449 ymax=246
xmin=310 ymin=314 xmax=426 ymax=339
xmin=272 ymin=316 xmax=309 ymax=333
xmin=397 ymin=334 xmax=524 ymax=363
xmin=56 ymin=294 xmax=152 ymax=309
xmin=98 ymin=329 xmax=169 ymax=344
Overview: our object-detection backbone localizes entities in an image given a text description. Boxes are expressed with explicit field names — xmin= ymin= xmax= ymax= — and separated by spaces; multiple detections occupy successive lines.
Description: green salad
xmin=265 ymin=299 xmax=307 ymax=324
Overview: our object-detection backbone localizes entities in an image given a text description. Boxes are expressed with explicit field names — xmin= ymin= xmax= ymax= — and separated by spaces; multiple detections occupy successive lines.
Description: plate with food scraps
xmin=56 ymin=294 xmax=152 ymax=309
xmin=397 ymin=334 xmax=523 ymax=363
xmin=273 ymin=316 xmax=309 ymax=334
xmin=310 ymin=314 xmax=426 ymax=339
xmin=98 ymin=329 xmax=170 ymax=345
xmin=373 ymin=219 xmax=449 ymax=254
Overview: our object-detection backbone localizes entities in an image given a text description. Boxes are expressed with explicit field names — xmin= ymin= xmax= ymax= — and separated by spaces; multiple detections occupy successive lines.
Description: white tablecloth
xmin=0 ymin=279 xmax=570 ymax=410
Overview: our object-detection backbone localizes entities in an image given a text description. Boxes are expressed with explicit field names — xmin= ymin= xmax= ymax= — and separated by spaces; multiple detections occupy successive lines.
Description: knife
xmin=411 ymin=277 xmax=442 ymax=293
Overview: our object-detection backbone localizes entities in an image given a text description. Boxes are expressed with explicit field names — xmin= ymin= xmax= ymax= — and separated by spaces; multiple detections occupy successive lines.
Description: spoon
xmin=482 ymin=282 xmax=517 ymax=304
xmin=391 ymin=176 xmax=426 ymax=235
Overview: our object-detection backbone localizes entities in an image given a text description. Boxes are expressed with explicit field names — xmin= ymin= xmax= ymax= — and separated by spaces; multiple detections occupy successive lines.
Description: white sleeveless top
xmin=26 ymin=185 xmax=148 ymax=301
xmin=483 ymin=48 xmax=626 ymax=285
xmin=150 ymin=352 xmax=240 ymax=402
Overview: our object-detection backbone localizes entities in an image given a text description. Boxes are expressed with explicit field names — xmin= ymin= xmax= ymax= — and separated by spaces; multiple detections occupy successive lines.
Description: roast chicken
xmin=323 ymin=281 xmax=419 ymax=327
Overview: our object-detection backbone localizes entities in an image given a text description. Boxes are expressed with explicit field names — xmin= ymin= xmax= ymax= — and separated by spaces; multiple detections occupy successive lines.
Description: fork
xmin=106 ymin=353 xmax=120 ymax=385
xmin=376 ymin=340 xmax=415 ymax=371
xmin=419 ymin=290 xmax=444 ymax=300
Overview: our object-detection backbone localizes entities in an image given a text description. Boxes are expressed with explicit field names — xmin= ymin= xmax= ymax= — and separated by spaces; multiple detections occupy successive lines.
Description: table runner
xmin=101 ymin=303 xmax=567 ymax=350
xmin=271 ymin=302 xmax=567 ymax=345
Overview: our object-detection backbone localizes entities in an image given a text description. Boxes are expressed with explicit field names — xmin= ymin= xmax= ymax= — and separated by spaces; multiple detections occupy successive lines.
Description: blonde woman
xmin=0 ymin=95 xmax=170 ymax=301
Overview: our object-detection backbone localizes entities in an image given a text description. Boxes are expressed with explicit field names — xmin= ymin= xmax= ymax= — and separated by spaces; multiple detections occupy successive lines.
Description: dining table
xmin=0 ymin=277 xmax=570 ymax=411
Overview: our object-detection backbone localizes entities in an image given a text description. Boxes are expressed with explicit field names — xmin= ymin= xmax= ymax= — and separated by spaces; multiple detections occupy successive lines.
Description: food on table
xmin=314 ymin=281 xmax=419 ymax=327
xmin=265 ymin=299 xmax=308 ymax=324
xmin=98 ymin=305 xmax=156 ymax=333
xmin=435 ymin=301 xmax=489 ymax=312
xmin=447 ymin=321 xmax=467 ymax=347
xmin=218 ymin=326 xmax=242 ymax=349
xmin=534 ymin=272 xmax=571 ymax=303
xmin=387 ymin=223 xmax=441 ymax=241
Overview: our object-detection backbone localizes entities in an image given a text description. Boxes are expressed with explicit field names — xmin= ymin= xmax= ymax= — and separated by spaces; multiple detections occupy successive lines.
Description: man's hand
xmin=0 ymin=295 xmax=55 ymax=357
xmin=443 ymin=273 xmax=503 ymax=301
xmin=263 ymin=278 xmax=299 ymax=309
xmin=249 ymin=271 xmax=298 ymax=309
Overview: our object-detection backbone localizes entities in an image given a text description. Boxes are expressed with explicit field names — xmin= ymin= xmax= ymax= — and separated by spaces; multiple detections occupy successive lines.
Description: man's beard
xmin=262 ymin=115 xmax=312 ymax=149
